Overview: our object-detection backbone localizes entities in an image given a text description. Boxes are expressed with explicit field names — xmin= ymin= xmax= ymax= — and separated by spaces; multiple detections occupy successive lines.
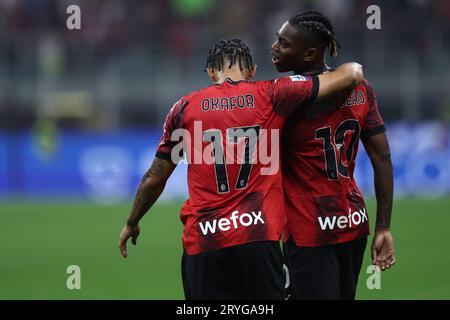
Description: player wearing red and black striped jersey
xmin=155 ymin=75 xmax=318 ymax=256
xmin=119 ymin=38 xmax=364 ymax=299
xmin=282 ymin=77 xmax=384 ymax=247
xmin=272 ymin=11 xmax=395 ymax=300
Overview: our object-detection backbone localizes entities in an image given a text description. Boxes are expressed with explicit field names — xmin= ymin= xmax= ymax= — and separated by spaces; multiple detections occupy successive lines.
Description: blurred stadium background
xmin=0 ymin=0 xmax=450 ymax=299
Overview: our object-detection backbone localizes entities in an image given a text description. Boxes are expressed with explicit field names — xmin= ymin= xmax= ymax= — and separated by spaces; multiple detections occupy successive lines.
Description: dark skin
xmin=271 ymin=22 xmax=328 ymax=75
xmin=272 ymin=21 xmax=395 ymax=271
xmin=363 ymin=133 xmax=395 ymax=270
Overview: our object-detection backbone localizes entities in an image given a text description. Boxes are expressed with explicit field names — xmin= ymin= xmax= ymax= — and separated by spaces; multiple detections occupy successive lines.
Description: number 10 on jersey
xmin=315 ymin=119 xmax=360 ymax=180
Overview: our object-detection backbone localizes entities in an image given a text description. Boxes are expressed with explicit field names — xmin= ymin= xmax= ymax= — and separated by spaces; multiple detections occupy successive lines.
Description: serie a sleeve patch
xmin=289 ymin=75 xmax=309 ymax=81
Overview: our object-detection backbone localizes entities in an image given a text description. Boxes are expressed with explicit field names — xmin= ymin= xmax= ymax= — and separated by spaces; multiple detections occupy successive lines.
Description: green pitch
xmin=0 ymin=198 xmax=449 ymax=300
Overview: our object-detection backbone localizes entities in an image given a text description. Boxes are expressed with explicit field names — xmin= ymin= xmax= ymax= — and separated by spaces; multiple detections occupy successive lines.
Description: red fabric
xmin=157 ymin=76 xmax=316 ymax=254
xmin=282 ymin=79 xmax=385 ymax=247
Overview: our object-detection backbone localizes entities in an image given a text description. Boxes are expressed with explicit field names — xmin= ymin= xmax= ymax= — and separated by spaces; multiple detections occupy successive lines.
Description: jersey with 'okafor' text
xmin=156 ymin=75 xmax=319 ymax=255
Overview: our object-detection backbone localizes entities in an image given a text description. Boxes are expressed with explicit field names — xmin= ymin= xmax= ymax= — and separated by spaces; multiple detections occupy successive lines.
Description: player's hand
xmin=371 ymin=228 xmax=395 ymax=271
xmin=119 ymin=224 xmax=140 ymax=258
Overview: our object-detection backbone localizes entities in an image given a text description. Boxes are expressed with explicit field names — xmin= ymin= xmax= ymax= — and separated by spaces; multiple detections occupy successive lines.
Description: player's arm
xmin=316 ymin=62 xmax=363 ymax=100
xmin=270 ymin=62 xmax=363 ymax=116
xmin=363 ymin=132 xmax=395 ymax=271
xmin=119 ymin=158 xmax=176 ymax=258
xmin=119 ymin=97 xmax=185 ymax=258
xmin=364 ymin=132 xmax=393 ymax=230
xmin=361 ymin=79 xmax=395 ymax=271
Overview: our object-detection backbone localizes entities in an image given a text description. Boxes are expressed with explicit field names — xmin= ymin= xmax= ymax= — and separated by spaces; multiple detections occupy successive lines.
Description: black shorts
xmin=283 ymin=237 xmax=367 ymax=300
xmin=182 ymin=241 xmax=286 ymax=300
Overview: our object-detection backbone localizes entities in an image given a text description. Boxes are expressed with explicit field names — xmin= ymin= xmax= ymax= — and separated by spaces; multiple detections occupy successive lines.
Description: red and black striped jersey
xmin=156 ymin=75 xmax=318 ymax=255
xmin=282 ymin=78 xmax=385 ymax=247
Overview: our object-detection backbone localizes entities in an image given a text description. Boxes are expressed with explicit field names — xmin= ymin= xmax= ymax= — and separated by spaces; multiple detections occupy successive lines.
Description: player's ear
xmin=245 ymin=65 xmax=257 ymax=80
xmin=207 ymin=68 xmax=218 ymax=83
xmin=304 ymin=48 xmax=317 ymax=62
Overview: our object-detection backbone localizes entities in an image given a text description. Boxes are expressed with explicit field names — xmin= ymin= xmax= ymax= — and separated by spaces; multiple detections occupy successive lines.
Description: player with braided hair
xmin=290 ymin=10 xmax=341 ymax=57
xmin=205 ymin=38 xmax=254 ymax=71
xmin=271 ymin=10 xmax=342 ymax=75
xmin=271 ymin=11 xmax=395 ymax=300
xmin=119 ymin=37 xmax=364 ymax=299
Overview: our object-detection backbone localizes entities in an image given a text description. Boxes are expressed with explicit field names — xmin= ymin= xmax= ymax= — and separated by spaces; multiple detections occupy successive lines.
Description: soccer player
xmin=119 ymin=38 xmax=364 ymax=299
xmin=271 ymin=11 xmax=395 ymax=300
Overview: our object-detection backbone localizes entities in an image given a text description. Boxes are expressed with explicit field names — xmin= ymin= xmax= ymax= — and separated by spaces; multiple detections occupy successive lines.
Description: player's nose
xmin=271 ymin=40 xmax=279 ymax=52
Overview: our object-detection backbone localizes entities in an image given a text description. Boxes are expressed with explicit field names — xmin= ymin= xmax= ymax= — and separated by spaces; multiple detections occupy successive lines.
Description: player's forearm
xmin=126 ymin=177 xmax=166 ymax=227
xmin=317 ymin=62 xmax=363 ymax=100
xmin=336 ymin=62 xmax=364 ymax=88
xmin=126 ymin=157 xmax=175 ymax=227
xmin=372 ymin=155 xmax=393 ymax=230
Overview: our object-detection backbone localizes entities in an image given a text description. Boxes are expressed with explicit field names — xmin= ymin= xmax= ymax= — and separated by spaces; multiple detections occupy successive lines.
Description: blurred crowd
xmin=0 ymin=0 xmax=449 ymax=129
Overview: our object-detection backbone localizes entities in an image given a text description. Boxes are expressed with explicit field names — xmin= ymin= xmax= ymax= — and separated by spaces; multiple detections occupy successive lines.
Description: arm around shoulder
xmin=316 ymin=62 xmax=364 ymax=100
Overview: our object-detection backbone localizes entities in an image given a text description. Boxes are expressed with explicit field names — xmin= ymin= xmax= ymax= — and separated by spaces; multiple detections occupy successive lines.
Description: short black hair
xmin=205 ymin=38 xmax=254 ymax=71
xmin=289 ymin=10 xmax=341 ymax=57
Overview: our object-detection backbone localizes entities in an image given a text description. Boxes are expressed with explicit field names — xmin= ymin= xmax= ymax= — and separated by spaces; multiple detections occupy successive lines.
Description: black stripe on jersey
xmin=304 ymin=75 xmax=320 ymax=106
xmin=361 ymin=124 xmax=386 ymax=140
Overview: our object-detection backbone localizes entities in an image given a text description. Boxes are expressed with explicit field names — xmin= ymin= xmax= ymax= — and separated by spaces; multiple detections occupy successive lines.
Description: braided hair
xmin=205 ymin=38 xmax=254 ymax=72
xmin=289 ymin=10 xmax=341 ymax=57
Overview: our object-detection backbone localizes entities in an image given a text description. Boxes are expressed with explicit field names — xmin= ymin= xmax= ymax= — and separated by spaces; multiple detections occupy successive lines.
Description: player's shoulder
xmin=178 ymin=87 xmax=207 ymax=104
xmin=356 ymin=78 xmax=378 ymax=105
xmin=252 ymin=75 xmax=313 ymax=96
xmin=165 ymin=90 xmax=200 ymax=119
xmin=168 ymin=87 xmax=211 ymax=113
xmin=359 ymin=78 xmax=375 ymax=91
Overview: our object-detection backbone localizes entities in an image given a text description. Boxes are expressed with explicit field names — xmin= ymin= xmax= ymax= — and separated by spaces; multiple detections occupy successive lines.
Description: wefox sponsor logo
xmin=318 ymin=208 xmax=368 ymax=231
xmin=199 ymin=210 xmax=265 ymax=236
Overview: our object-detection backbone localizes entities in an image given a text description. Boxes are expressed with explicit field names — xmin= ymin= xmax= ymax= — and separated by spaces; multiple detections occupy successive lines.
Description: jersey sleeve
xmin=268 ymin=75 xmax=319 ymax=117
xmin=361 ymin=79 xmax=386 ymax=140
xmin=155 ymin=97 xmax=187 ymax=163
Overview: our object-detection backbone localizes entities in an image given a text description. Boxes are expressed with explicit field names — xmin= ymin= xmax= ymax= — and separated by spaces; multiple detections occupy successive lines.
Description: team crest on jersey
xmin=289 ymin=75 xmax=308 ymax=82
